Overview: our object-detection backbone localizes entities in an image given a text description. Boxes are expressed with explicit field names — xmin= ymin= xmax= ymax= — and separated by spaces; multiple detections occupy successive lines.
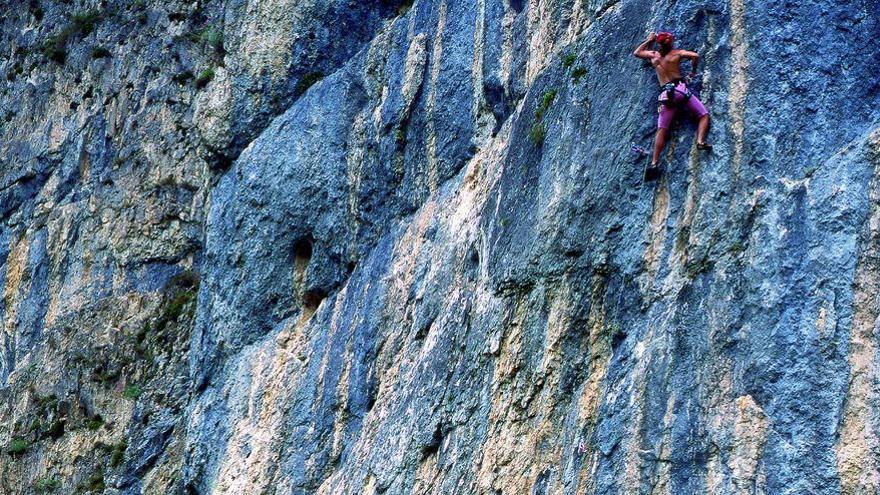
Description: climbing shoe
xmin=697 ymin=142 xmax=713 ymax=152
xmin=644 ymin=161 xmax=662 ymax=182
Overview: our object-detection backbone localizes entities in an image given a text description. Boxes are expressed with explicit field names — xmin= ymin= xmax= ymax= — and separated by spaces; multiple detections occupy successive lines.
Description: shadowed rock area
xmin=1 ymin=0 xmax=879 ymax=493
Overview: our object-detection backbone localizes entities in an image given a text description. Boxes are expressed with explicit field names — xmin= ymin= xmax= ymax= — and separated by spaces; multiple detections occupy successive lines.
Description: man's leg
xmin=652 ymin=128 xmax=668 ymax=165
xmin=696 ymin=114 xmax=710 ymax=144
xmin=686 ymin=96 xmax=711 ymax=147
xmin=654 ymin=103 xmax=674 ymax=165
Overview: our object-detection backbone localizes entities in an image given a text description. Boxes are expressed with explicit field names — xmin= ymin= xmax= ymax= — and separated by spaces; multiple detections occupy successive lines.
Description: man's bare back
xmin=650 ymin=51 xmax=687 ymax=85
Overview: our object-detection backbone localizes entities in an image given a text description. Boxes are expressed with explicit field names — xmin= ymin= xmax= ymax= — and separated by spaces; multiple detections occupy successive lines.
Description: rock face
xmin=1 ymin=0 xmax=879 ymax=493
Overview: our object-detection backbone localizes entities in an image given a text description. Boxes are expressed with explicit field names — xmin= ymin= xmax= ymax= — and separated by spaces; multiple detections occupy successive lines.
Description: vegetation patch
xmin=529 ymin=122 xmax=547 ymax=145
xmin=122 ymin=384 xmax=143 ymax=399
xmin=109 ymin=440 xmax=127 ymax=467
xmin=562 ymin=53 xmax=576 ymax=68
xmin=80 ymin=472 xmax=104 ymax=492
xmin=156 ymin=289 xmax=197 ymax=331
xmin=729 ymin=240 xmax=744 ymax=255
xmin=685 ymin=256 xmax=713 ymax=279
xmin=195 ymin=68 xmax=215 ymax=89
xmin=71 ymin=10 xmax=103 ymax=36
xmin=91 ymin=362 xmax=119 ymax=383
xmin=42 ymin=9 xmax=105 ymax=63
xmin=6 ymin=438 xmax=29 ymax=456
xmin=34 ymin=476 xmax=60 ymax=492
xmin=86 ymin=415 xmax=104 ymax=431
xmin=29 ymin=394 xmax=66 ymax=441
xmin=137 ymin=270 xmax=200 ymax=361
xmin=528 ymin=88 xmax=557 ymax=147
xmin=535 ymin=89 xmax=557 ymax=120
xmin=170 ymin=270 xmax=200 ymax=290
xmin=572 ymin=67 xmax=587 ymax=83
xmin=197 ymin=26 xmax=224 ymax=51
xmin=42 ymin=37 xmax=67 ymax=64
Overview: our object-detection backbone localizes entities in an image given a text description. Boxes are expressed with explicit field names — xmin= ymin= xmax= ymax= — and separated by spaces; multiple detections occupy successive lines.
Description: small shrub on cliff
xmin=109 ymin=440 xmax=127 ymax=467
xmin=6 ymin=438 xmax=28 ymax=456
xmin=71 ymin=10 xmax=102 ymax=36
xmin=535 ymin=89 xmax=557 ymax=120
xmin=195 ymin=68 xmax=215 ymax=89
xmin=81 ymin=472 xmax=104 ymax=492
xmin=42 ymin=9 xmax=104 ymax=64
xmin=685 ymin=256 xmax=712 ymax=278
xmin=571 ymin=66 xmax=587 ymax=83
xmin=562 ymin=53 xmax=576 ymax=68
xmin=42 ymin=37 xmax=67 ymax=63
xmin=395 ymin=128 xmax=407 ymax=145
xmin=122 ymin=384 xmax=143 ymax=399
xmin=86 ymin=415 xmax=104 ymax=431
xmin=529 ymin=88 xmax=556 ymax=147
xmin=729 ymin=241 xmax=744 ymax=255
xmin=34 ymin=476 xmax=60 ymax=492
xmin=156 ymin=289 xmax=197 ymax=331
xmin=529 ymin=122 xmax=547 ymax=145
xmin=197 ymin=26 xmax=224 ymax=51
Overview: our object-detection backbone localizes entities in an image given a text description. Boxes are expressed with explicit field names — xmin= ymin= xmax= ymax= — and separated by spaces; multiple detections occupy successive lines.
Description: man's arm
xmin=678 ymin=49 xmax=699 ymax=76
xmin=633 ymin=32 xmax=658 ymax=60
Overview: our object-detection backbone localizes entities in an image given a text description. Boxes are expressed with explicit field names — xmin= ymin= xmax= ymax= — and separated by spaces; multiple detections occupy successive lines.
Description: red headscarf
xmin=656 ymin=32 xmax=675 ymax=46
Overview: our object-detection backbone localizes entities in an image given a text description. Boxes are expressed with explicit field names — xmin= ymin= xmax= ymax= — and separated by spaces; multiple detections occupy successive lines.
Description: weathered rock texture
xmin=1 ymin=0 xmax=879 ymax=494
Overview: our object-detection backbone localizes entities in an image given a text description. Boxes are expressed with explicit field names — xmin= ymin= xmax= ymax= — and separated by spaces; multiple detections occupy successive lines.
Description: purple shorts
xmin=657 ymin=81 xmax=708 ymax=129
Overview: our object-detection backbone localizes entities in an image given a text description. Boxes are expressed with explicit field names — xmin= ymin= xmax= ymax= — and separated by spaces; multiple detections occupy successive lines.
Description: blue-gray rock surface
xmin=1 ymin=0 xmax=879 ymax=494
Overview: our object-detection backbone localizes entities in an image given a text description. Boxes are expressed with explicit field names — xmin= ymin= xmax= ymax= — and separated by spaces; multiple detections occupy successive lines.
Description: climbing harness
xmin=659 ymin=78 xmax=692 ymax=107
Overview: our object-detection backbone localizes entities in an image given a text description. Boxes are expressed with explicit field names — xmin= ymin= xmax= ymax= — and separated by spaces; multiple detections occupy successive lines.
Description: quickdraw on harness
xmin=660 ymin=78 xmax=691 ymax=107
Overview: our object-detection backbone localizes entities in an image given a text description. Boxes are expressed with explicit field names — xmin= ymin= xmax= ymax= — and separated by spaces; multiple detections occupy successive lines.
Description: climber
xmin=633 ymin=31 xmax=711 ymax=179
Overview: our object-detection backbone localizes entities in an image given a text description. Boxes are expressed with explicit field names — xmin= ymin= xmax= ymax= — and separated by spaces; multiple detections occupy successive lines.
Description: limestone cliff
xmin=1 ymin=0 xmax=879 ymax=494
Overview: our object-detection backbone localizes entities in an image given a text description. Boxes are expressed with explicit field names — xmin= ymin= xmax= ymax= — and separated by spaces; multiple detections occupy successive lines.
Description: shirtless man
xmin=633 ymin=31 xmax=711 ymax=178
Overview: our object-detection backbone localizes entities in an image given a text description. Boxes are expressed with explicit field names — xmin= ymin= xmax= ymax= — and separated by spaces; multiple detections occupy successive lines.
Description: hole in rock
xmin=293 ymin=237 xmax=314 ymax=275
xmin=292 ymin=236 xmax=314 ymax=301
xmin=302 ymin=288 xmax=327 ymax=313
xmin=422 ymin=423 xmax=443 ymax=458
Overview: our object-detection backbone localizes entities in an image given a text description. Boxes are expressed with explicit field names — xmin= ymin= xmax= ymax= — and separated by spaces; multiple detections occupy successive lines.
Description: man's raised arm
xmin=678 ymin=49 xmax=700 ymax=77
xmin=633 ymin=32 xmax=657 ymax=59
